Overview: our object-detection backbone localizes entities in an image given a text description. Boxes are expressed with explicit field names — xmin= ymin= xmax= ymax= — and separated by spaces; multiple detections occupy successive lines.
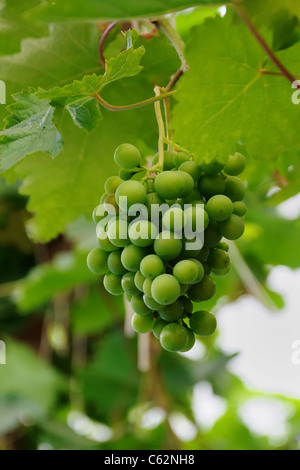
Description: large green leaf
xmin=172 ymin=14 xmax=300 ymax=163
xmin=27 ymin=0 xmax=223 ymax=22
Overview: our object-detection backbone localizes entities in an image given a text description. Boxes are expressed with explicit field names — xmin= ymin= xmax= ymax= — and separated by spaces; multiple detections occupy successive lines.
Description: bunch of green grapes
xmin=87 ymin=143 xmax=247 ymax=353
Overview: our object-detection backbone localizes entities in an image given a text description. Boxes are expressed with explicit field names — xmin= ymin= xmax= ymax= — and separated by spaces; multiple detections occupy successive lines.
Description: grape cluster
xmin=87 ymin=143 xmax=247 ymax=352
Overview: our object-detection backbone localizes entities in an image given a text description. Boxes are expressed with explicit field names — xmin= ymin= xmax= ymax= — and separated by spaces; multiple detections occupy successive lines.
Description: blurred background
xmin=0 ymin=1 xmax=300 ymax=450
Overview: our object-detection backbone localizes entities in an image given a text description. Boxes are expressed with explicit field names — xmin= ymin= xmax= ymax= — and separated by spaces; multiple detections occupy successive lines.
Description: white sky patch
xmin=178 ymin=339 xmax=207 ymax=361
xmin=192 ymin=381 xmax=227 ymax=430
xmin=169 ymin=412 xmax=198 ymax=441
xmin=277 ymin=192 xmax=300 ymax=220
xmin=238 ymin=398 xmax=294 ymax=440
xmin=217 ymin=267 xmax=300 ymax=398
xmin=218 ymin=6 xmax=227 ymax=17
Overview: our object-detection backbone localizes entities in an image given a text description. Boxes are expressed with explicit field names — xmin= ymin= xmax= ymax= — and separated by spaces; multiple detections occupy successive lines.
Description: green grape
xmin=119 ymin=168 xmax=133 ymax=180
xmin=128 ymin=220 xmax=157 ymax=247
xmin=152 ymin=150 xmax=177 ymax=170
xmin=103 ymin=273 xmax=123 ymax=295
xmin=190 ymin=311 xmax=217 ymax=336
xmin=130 ymin=170 xmax=147 ymax=181
xmin=107 ymin=250 xmax=127 ymax=275
xmin=125 ymin=293 xmax=132 ymax=302
xmin=134 ymin=270 xmax=146 ymax=292
xmin=180 ymin=327 xmax=195 ymax=352
xmin=207 ymin=248 xmax=230 ymax=271
xmin=100 ymin=192 xmax=108 ymax=204
xmin=104 ymin=175 xmax=123 ymax=194
xmin=107 ymin=218 xmax=130 ymax=248
xmin=224 ymin=176 xmax=245 ymax=202
xmin=92 ymin=204 xmax=108 ymax=224
xmin=115 ymin=180 xmax=147 ymax=212
xmin=179 ymin=170 xmax=195 ymax=197
xmin=173 ymin=151 xmax=190 ymax=167
xmin=87 ymin=247 xmax=109 ymax=274
xmin=178 ymin=161 xmax=201 ymax=182
xmin=219 ymin=214 xmax=245 ymax=240
xmin=160 ymin=323 xmax=189 ymax=352
xmin=204 ymin=219 xmax=222 ymax=248
xmin=158 ymin=299 xmax=184 ymax=321
xmin=121 ymin=244 xmax=147 ymax=272
xmin=131 ymin=295 xmax=153 ymax=316
xmin=200 ymin=159 xmax=224 ymax=175
xmin=180 ymin=284 xmax=189 ymax=295
xmin=190 ymin=259 xmax=204 ymax=283
xmin=154 ymin=231 xmax=182 ymax=261
xmin=121 ymin=272 xmax=141 ymax=296
xmin=195 ymin=246 xmax=210 ymax=262
xmin=140 ymin=254 xmax=164 ymax=280
xmin=232 ymin=201 xmax=247 ymax=216
xmin=151 ymin=274 xmax=181 ymax=305
xmin=173 ymin=259 xmax=198 ymax=284
xmin=162 ymin=207 xmax=185 ymax=232
xmin=224 ymin=152 xmax=246 ymax=176
xmin=97 ymin=227 xmax=119 ymax=252
xmin=198 ymin=174 xmax=225 ymax=199
xmin=181 ymin=235 xmax=203 ymax=257
xmin=143 ymin=295 xmax=164 ymax=311
xmin=205 ymin=194 xmax=233 ymax=222
xmin=203 ymin=263 xmax=211 ymax=275
xmin=180 ymin=296 xmax=193 ymax=315
xmin=104 ymin=194 xmax=119 ymax=215
xmin=154 ymin=171 xmax=185 ymax=199
xmin=152 ymin=318 xmax=168 ymax=339
xmin=183 ymin=187 xmax=202 ymax=203
xmin=184 ymin=205 xmax=209 ymax=232
xmin=114 ymin=143 xmax=141 ymax=169
xmin=143 ymin=278 xmax=152 ymax=297
xmin=131 ymin=313 xmax=155 ymax=333
xmin=217 ymin=241 xmax=229 ymax=252
xmin=188 ymin=275 xmax=216 ymax=302
xmin=145 ymin=192 xmax=165 ymax=213
xmin=213 ymin=262 xmax=232 ymax=276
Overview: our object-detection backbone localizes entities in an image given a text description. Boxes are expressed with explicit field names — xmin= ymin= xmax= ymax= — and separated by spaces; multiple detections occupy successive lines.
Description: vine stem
xmin=93 ymin=90 xmax=175 ymax=112
xmin=154 ymin=86 xmax=166 ymax=170
xmin=233 ymin=2 xmax=298 ymax=86
xmin=152 ymin=18 xmax=188 ymax=72
xmin=99 ymin=21 xmax=118 ymax=65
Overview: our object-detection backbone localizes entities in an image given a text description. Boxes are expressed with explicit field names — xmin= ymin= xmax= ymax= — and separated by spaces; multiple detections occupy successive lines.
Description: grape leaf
xmin=0 ymin=91 xmax=63 ymax=172
xmin=0 ymin=0 xmax=48 ymax=55
xmin=172 ymin=14 xmax=300 ymax=163
xmin=0 ymin=24 xmax=179 ymax=241
xmin=27 ymin=0 xmax=224 ymax=22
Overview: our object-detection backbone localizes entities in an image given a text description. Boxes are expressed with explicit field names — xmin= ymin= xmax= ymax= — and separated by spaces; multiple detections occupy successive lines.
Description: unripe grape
xmin=190 ymin=259 xmax=204 ymax=283
xmin=152 ymin=318 xmax=168 ymax=339
xmin=200 ymin=159 xmax=224 ymax=175
xmin=217 ymin=241 xmax=229 ymax=252
xmin=119 ymin=168 xmax=133 ymax=180
xmin=104 ymin=175 xmax=123 ymax=194
xmin=145 ymin=192 xmax=164 ymax=213
xmin=198 ymin=174 xmax=225 ymax=199
xmin=107 ymin=218 xmax=130 ymax=248
xmin=140 ymin=254 xmax=164 ymax=280
xmin=207 ymin=248 xmax=230 ymax=271
xmin=103 ymin=273 xmax=123 ymax=295
xmin=178 ymin=161 xmax=201 ymax=182
xmin=160 ymin=323 xmax=189 ymax=352
xmin=151 ymin=274 xmax=181 ymax=305
xmin=224 ymin=152 xmax=246 ymax=176
xmin=195 ymin=246 xmax=210 ymax=262
xmin=224 ymin=176 xmax=245 ymax=202
xmin=92 ymin=204 xmax=108 ymax=224
xmin=232 ymin=201 xmax=247 ymax=216
xmin=100 ymin=192 xmax=108 ymax=204
xmin=162 ymin=206 xmax=185 ymax=232
xmin=107 ymin=250 xmax=127 ymax=275
xmin=173 ymin=259 xmax=198 ymax=284
xmin=104 ymin=193 xmax=119 ymax=215
xmin=188 ymin=275 xmax=216 ymax=302
xmin=121 ymin=245 xmax=147 ymax=272
xmin=180 ymin=327 xmax=195 ymax=352
xmin=154 ymin=171 xmax=185 ymax=199
xmin=131 ymin=295 xmax=153 ymax=316
xmin=143 ymin=278 xmax=152 ymax=297
xmin=173 ymin=151 xmax=190 ymax=167
xmin=134 ymin=270 xmax=146 ymax=292
xmin=152 ymin=150 xmax=177 ymax=170
xmin=143 ymin=295 xmax=164 ymax=311
xmin=219 ymin=214 xmax=245 ymax=240
xmin=97 ymin=227 xmax=119 ymax=252
xmin=190 ymin=311 xmax=217 ymax=336
xmin=132 ymin=313 xmax=155 ymax=333
xmin=154 ymin=231 xmax=182 ymax=261
xmin=180 ymin=296 xmax=193 ymax=315
xmin=158 ymin=299 xmax=184 ymax=321
xmin=87 ymin=247 xmax=109 ymax=274
xmin=129 ymin=220 xmax=158 ymax=247
xmin=179 ymin=170 xmax=195 ymax=197
xmin=204 ymin=219 xmax=222 ymax=248
xmin=114 ymin=143 xmax=141 ymax=169
xmin=115 ymin=180 xmax=147 ymax=212
xmin=121 ymin=272 xmax=140 ymax=296
xmin=205 ymin=194 xmax=233 ymax=222
xmin=184 ymin=205 xmax=209 ymax=232
xmin=183 ymin=187 xmax=202 ymax=203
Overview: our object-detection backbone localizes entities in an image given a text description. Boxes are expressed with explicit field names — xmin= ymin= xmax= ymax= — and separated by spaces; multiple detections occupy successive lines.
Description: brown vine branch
xmin=99 ymin=21 xmax=118 ymax=65
xmin=93 ymin=90 xmax=175 ymax=112
xmin=234 ymin=3 xmax=298 ymax=87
